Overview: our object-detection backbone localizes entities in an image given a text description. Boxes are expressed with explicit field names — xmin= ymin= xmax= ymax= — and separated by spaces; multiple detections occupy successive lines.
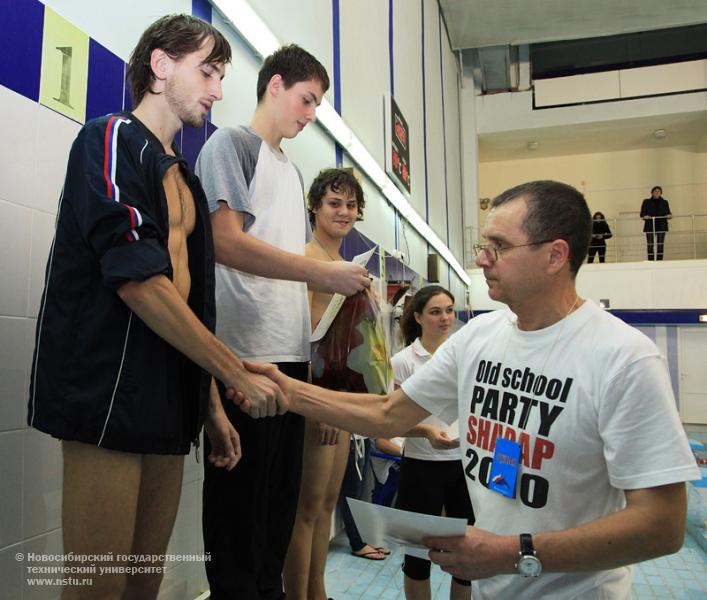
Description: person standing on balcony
xmin=640 ymin=186 xmax=672 ymax=261
xmin=587 ymin=212 xmax=612 ymax=263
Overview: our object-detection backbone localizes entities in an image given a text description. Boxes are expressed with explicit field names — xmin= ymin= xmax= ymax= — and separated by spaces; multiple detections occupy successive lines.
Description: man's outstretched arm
xmin=242 ymin=360 xmax=430 ymax=437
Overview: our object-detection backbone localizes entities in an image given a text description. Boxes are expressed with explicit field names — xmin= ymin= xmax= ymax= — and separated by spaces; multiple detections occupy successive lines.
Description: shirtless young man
xmin=282 ymin=168 xmax=373 ymax=599
xmin=28 ymin=15 xmax=283 ymax=600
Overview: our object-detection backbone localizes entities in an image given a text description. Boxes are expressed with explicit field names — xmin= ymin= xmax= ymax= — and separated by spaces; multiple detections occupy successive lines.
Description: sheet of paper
xmin=346 ymin=498 xmax=468 ymax=560
xmin=311 ymin=247 xmax=378 ymax=342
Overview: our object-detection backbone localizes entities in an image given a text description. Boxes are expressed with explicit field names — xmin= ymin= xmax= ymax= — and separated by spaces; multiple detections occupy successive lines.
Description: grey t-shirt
xmin=196 ymin=126 xmax=311 ymax=362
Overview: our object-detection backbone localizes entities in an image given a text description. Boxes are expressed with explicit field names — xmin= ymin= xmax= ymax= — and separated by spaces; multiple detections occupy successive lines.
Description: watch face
xmin=518 ymin=555 xmax=542 ymax=577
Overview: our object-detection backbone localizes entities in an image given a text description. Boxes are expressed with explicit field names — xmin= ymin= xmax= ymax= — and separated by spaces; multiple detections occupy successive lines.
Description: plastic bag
xmin=311 ymin=288 xmax=393 ymax=394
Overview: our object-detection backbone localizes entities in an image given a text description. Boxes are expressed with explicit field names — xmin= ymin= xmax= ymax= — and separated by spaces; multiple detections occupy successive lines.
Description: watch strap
xmin=519 ymin=533 xmax=534 ymax=556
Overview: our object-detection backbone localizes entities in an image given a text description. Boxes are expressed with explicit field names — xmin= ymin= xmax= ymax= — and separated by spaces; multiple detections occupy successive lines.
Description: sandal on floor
xmin=351 ymin=548 xmax=386 ymax=560
xmin=374 ymin=546 xmax=391 ymax=555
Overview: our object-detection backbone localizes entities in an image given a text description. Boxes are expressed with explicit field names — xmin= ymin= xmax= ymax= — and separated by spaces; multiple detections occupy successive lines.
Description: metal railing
xmin=463 ymin=213 xmax=707 ymax=267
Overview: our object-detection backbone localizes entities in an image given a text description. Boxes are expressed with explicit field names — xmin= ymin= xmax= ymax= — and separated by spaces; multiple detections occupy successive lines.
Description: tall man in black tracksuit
xmin=28 ymin=15 xmax=285 ymax=600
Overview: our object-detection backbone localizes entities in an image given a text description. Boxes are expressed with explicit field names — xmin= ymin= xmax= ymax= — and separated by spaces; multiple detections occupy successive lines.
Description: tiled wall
xmin=0 ymin=91 xmax=80 ymax=600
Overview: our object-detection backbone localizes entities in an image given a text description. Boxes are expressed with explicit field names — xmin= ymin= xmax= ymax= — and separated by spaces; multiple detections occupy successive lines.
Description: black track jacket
xmin=28 ymin=112 xmax=215 ymax=455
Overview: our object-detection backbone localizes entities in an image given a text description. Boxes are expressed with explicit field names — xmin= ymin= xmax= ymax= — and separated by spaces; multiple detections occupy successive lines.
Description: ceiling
xmin=439 ymin=0 xmax=707 ymax=50
xmin=438 ymin=2 xmax=707 ymax=160
xmin=479 ymin=111 xmax=707 ymax=161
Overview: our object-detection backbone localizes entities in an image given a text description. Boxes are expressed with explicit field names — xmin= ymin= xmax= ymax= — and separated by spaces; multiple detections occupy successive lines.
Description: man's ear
xmin=149 ymin=48 xmax=170 ymax=91
xmin=267 ymin=74 xmax=284 ymax=98
xmin=547 ymin=239 xmax=571 ymax=275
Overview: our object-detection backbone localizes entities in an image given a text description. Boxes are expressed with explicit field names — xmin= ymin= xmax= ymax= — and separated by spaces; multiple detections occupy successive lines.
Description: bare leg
xmin=283 ymin=419 xmax=339 ymax=600
xmin=123 ymin=454 xmax=184 ymax=600
xmin=404 ymin=575 xmax=431 ymax=600
xmin=450 ymin=579 xmax=472 ymax=600
xmin=307 ymin=431 xmax=349 ymax=600
xmin=61 ymin=441 xmax=142 ymax=600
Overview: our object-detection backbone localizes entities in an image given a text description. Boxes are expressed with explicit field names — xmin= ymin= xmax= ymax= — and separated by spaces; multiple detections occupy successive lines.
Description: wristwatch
xmin=516 ymin=533 xmax=542 ymax=577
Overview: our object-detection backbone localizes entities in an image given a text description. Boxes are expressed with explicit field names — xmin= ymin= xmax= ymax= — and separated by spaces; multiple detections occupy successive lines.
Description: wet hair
xmin=399 ymin=285 xmax=454 ymax=347
xmin=651 ymin=186 xmax=663 ymax=194
xmin=491 ymin=180 xmax=591 ymax=277
xmin=308 ymin=168 xmax=365 ymax=227
xmin=256 ymin=44 xmax=330 ymax=103
xmin=593 ymin=211 xmax=605 ymax=220
xmin=127 ymin=14 xmax=231 ymax=107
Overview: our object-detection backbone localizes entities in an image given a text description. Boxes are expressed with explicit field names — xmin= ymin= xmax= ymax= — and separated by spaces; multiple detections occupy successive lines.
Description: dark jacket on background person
xmin=590 ymin=219 xmax=612 ymax=246
xmin=640 ymin=197 xmax=672 ymax=233
xmin=28 ymin=112 xmax=216 ymax=455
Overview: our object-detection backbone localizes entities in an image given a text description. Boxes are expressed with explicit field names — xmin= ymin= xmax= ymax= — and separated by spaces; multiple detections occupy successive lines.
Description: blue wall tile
xmin=0 ymin=0 xmax=44 ymax=101
xmin=342 ymin=229 xmax=370 ymax=259
xmin=339 ymin=229 xmax=383 ymax=276
xmin=385 ymin=255 xmax=418 ymax=283
xmin=123 ymin=73 xmax=133 ymax=112
xmin=174 ymin=127 xmax=182 ymax=155
xmin=206 ymin=120 xmax=218 ymax=140
xmin=181 ymin=123 xmax=206 ymax=171
xmin=384 ymin=256 xmax=402 ymax=280
xmin=86 ymin=39 xmax=124 ymax=121
xmin=192 ymin=0 xmax=212 ymax=22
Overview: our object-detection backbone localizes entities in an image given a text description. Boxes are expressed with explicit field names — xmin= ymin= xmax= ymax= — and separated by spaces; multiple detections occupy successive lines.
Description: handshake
xmin=223 ymin=360 xmax=292 ymax=418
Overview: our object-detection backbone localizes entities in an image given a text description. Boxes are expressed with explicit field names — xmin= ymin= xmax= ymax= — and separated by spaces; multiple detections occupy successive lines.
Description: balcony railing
xmin=463 ymin=213 xmax=707 ymax=267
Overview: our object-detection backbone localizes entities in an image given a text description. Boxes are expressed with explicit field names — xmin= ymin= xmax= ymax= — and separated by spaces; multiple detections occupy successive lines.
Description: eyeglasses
xmin=472 ymin=239 xmax=554 ymax=262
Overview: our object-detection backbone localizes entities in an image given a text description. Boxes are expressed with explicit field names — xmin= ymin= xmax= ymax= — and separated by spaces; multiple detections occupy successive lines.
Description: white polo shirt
xmin=392 ymin=338 xmax=460 ymax=461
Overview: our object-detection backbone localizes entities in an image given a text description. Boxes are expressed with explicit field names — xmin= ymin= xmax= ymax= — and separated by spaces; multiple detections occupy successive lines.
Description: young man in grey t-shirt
xmin=196 ymin=45 xmax=369 ymax=599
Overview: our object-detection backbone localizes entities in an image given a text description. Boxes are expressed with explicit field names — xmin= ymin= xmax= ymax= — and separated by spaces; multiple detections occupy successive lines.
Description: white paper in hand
xmin=346 ymin=497 xmax=467 ymax=559
xmin=311 ymin=247 xmax=378 ymax=342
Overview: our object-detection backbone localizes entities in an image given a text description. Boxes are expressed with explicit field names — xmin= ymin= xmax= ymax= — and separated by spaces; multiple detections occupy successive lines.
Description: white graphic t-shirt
xmin=402 ymin=300 xmax=699 ymax=600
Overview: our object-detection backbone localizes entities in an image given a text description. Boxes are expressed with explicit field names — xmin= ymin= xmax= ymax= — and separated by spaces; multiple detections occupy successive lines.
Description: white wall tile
xmin=162 ymin=480 xmax=208 ymax=598
xmin=0 ymin=541 xmax=24 ymax=600
xmin=352 ymin=173 xmax=396 ymax=255
xmin=28 ymin=212 xmax=57 ymax=319
xmin=285 ymin=121 xmax=336 ymax=194
xmin=248 ymin=0 xmax=334 ymax=104
xmin=405 ymin=225 xmax=430 ymax=282
xmin=0 ymin=317 xmax=31 ymax=432
xmin=0 ymin=200 xmax=32 ymax=317
xmin=43 ymin=0 xmax=191 ymax=62
xmin=340 ymin=0 xmax=389 ymax=170
xmin=0 ymin=431 xmax=24 ymax=547
xmin=156 ymin=564 xmax=189 ymax=600
xmin=165 ymin=481 xmax=202 ymax=563
xmin=25 ymin=318 xmax=37 ymax=429
xmin=392 ymin=0 xmax=425 ymax=219
xmin=157 ymin=560 xmax=209 ymax=600
xmin=22 ymin=429 xmax=62 ymax=540
xmin=422 ymin=1 xmax=447 ymax=242
xmin=209 ymin=6 xmax=265 ymax=129
xmin=33 ymin=106 xmax=81 ymax=216
xmin=21 ymin=529 xmax=62 ymax=600
xmin=443 ymin=45 xmax=464 ymax=263
xmin=0 ymin=86 xmax=39 ymax=210
xmin=186 ymin=561 xmax=209 ymax=600
xmin=181 ymin=434 xmax=203 ymax=486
